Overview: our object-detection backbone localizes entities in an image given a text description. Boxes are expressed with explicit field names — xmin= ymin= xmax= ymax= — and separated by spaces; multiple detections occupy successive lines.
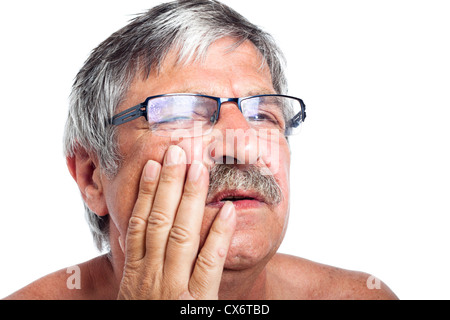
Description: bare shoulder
xmin=3 ymin=255 xmax=115 ymax=300
xmin=266 ymin=253 xmax=398 ymax=300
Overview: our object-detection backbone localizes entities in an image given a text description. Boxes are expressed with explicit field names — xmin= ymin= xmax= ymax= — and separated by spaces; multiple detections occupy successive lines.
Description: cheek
xmin=258 ymin=133 xmax=290 ymax=177
xmin=104 ymin=134 xmax=215 ymax=237
xmin=104 ymin=136 xmax=169 ymax=235
xmin=263 ymin=135 xmax=290 ymax=207
xmin=276 ymin=144 xmax=291 ymax=234
xmin=274 ymin=142 xmax=291 ymax=249
xmin=256 ymin=138 xmax=291 ymax=249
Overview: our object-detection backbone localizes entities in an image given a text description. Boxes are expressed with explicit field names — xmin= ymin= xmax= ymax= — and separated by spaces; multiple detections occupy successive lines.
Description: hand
xmin=117 ymin=145 xmax=236 ymax=300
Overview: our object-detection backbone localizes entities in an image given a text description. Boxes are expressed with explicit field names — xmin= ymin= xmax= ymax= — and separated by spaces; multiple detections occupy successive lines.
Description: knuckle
xmin=169 ymin=224 xmax=192 ymax=245
xmin=127 ymin=216 xmax=147 ymax=235
xmin=196 ymin=249 xmax=218 ymax=271
xmin=147 ymin=209 xmax=172 ymax=229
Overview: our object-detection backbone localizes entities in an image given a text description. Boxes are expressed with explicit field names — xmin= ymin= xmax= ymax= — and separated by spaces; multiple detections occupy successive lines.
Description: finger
xmin=189 ymin=201 xmax=236 ymax=300
xmin=125 ymin=160 xmax=161 ymax=263
xmin=164 ymin=161 xmax=209 ymax=284
xmin=145 ymin=145 xmax=187 ymax=263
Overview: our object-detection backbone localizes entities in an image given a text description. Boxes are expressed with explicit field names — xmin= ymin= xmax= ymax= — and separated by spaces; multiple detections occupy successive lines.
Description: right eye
xmin=158 ymin=115 xmax=193 ymax=123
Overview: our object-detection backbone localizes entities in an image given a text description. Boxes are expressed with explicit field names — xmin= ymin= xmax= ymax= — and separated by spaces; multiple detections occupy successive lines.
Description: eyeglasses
xmin=110 ymin=93 xmax=306 ymax=137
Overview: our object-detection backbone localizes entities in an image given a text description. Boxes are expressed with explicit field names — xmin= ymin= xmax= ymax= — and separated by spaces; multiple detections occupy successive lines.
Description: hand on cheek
xmin=117 ymin=145 xmax=236 ymax=300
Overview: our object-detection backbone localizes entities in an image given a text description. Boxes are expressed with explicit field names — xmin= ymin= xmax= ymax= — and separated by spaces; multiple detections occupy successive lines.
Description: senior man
xmin=6 ymin=0 xmax=397 ymax=300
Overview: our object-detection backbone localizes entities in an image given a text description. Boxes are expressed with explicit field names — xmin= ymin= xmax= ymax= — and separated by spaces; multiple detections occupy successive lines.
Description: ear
xmin=66 ymin=147 xmax=108 ymax=217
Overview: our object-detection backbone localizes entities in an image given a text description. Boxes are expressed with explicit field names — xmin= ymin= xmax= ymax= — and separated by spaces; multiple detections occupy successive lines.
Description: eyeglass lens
xmin=146 ymin=95 xmax=302 ymax=137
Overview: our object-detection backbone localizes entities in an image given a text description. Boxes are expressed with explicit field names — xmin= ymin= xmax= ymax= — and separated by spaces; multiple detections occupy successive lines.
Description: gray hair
xmin=63 ymin=0 xmax=288 ymax=251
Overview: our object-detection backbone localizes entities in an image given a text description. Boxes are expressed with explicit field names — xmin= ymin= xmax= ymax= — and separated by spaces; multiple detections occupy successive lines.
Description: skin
xmin=4 ymin=38 xmax=398 ymax=300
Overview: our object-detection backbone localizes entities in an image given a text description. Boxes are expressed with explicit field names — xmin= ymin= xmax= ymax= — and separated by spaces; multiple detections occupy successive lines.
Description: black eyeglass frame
xmin=110 ymin=93 xmax=306 ymax=135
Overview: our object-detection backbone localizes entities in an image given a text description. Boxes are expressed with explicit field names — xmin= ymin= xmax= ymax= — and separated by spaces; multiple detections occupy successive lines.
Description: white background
xmin=0 ymin=0 xmax=449 ymax=300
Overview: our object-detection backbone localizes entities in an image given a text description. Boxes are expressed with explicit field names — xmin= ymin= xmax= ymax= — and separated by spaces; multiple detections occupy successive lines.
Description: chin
xmin=201 ymin=203 xmax=288 ymax=271
xmin=223 ymin=230 xmax=279 ymax=271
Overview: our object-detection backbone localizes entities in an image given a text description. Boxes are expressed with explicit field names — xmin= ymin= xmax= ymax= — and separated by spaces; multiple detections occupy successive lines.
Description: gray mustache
xmin=207 ymin=164 xmax=282 ymax=205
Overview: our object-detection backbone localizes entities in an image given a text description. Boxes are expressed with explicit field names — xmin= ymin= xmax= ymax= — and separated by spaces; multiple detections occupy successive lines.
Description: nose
xmin=207 ymin=102 xmax=260 ymax=165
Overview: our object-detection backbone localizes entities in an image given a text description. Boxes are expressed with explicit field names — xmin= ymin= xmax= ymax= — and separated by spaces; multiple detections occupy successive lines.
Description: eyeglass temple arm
xmin=288 ymin=100 xmax=307 ymax=129
xmin=110 ymin=104 xmax=146 ymax=125
xmin=289 ymin=112 xmax=303 ymax=128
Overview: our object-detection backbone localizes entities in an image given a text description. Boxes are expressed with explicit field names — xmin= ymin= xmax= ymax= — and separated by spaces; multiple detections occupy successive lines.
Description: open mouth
xmin=206 ymin=190 xmax=265 ymax=209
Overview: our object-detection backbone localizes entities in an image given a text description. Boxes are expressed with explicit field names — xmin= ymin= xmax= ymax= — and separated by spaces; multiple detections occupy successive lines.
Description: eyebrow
xmin=243 ymin=89 xmax=277 ymax=97
xmin=172 ymin=87 xmax=276 ymax=98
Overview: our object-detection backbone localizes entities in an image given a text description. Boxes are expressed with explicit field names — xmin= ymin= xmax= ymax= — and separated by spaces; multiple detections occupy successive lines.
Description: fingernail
xmin=166 ymin=145 xmax=185 ymax=166
xmin=144 ymin=160 xmax=160 ymax=181
xmin=220 ymin=201 xmax=235 ymax=221
xmin=188 ymin=161 xmax=204 ymax=182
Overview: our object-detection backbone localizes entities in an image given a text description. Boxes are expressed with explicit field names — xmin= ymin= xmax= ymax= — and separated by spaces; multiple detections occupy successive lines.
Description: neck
xmin=219 ymin=266 xmax=269 ymax=300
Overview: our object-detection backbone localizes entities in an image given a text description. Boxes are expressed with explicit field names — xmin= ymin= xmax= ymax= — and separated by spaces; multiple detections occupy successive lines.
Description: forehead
xmin=124 ymin=38 xmax=275 ymax=107
xmin=160 ymin=37 xmax=270 ymax=78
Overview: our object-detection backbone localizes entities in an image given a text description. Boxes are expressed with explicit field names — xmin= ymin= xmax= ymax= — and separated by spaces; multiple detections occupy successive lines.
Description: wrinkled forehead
xmin=139 ymin=36 xmax=270 ymax=82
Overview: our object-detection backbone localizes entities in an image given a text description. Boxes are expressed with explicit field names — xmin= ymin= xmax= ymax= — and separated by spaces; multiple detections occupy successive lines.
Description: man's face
xmin=102 ymin=37 xmax=291 ymax=270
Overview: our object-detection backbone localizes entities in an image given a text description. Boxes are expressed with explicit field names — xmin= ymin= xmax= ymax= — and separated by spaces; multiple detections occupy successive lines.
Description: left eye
xmin=247 ymin=113 xmax=277 ymax=123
